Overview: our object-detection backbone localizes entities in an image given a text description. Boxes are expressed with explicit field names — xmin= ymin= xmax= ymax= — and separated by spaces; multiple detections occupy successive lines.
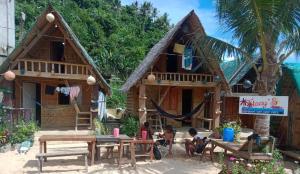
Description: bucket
xmin=223 ymin=128 xmax=234 ymax=142
xmin=142 ymin=131 xmax=147 ymax=140
xmin=113 ymin=128 xmax=119 ymax=137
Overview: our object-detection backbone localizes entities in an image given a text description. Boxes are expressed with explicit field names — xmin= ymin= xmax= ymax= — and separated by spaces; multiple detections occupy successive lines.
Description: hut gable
xmin=121 ymin=10 xmax=229 ymax=92
xmin=0 ymin=5 xmax=110 ymax=94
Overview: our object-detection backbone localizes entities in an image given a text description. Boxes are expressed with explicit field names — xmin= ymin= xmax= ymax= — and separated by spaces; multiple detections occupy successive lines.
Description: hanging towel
xmin=45 ymin=85 xmax=56 ymax=95
xmin=98 ymin=91 xmax=107 ymax=121
xmin=60 ymin=87 xmax=70 ymax=96
xmin=69 ymin=86 xmax=80 ymax=101
xmin=182 ymin=47 xmax=193 ymax=70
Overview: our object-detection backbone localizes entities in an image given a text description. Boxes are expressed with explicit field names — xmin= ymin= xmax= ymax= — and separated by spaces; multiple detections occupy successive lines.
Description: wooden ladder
xmin=74 ymin=103 xmax=92 ymax=130
xmin=64 ymin=80 xmax=92 ymax=130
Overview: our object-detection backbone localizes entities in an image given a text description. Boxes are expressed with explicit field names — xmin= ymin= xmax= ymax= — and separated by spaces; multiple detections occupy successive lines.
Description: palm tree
xmin=192 ymin=0 xmax=300 ymax=136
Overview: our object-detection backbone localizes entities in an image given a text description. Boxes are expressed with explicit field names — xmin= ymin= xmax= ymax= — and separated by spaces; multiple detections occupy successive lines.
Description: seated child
xmin=185 ymin=128 xmax=207 ymax=157
xmin=156 ymin=125 xmax=175 ymax=156
xmin=140 ymin=121 xmax=154 ymax=139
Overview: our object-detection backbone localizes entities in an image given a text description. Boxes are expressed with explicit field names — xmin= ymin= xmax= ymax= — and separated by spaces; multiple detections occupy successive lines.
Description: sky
xmin=121 ymin=0 xmax=298 ymax=63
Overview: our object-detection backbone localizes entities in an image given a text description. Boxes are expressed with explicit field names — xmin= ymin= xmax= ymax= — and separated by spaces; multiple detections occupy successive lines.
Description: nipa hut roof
xmin=0 ymin=5 xmax=111 ymax=95
xmin=121 ymin=10 xmax=229 ymax=92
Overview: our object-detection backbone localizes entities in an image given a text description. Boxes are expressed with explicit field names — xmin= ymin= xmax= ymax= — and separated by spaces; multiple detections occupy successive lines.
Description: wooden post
xmin=212 ymin=84 xmax=221 ymax=129
xmin=138 ymin=84 xmax=147 ymax=125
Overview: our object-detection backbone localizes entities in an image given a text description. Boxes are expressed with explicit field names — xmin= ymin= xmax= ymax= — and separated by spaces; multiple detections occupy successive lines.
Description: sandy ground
xmin=0 ymin=132 xmax=221 ymax=174
xmin=0 ymin=130 xmax=297 ymax=174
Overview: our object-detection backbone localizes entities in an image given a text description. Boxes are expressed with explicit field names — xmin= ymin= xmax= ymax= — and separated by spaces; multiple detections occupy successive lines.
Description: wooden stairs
xmin=64 ymin=80 xmax=92 ymax=130
xmin=74 ymin=102 xmax=92 ymax=130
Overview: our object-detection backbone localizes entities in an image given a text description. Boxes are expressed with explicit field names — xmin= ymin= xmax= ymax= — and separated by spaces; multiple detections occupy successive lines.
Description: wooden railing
xmin=143 ymin=72 xmax=215 ymax=87
xmin=147 ymin=72 xmax=214 ymax=83
xmin=13 ymin=59 xmax=91 ymax=79
xmin=231 ymin=84 xmax=253 ymax=93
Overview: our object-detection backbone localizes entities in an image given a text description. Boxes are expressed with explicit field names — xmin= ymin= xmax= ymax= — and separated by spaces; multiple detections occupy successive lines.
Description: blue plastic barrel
xmin=223 ymin=128 xmax=234 ymax=142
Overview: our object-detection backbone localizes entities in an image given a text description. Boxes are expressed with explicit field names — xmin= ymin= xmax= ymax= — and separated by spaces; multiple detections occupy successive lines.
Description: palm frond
xmin=191 ymin=33 xmax=260 ymax=75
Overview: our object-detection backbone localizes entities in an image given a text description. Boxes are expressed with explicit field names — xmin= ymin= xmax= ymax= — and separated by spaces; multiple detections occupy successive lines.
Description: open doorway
xmin=182 ymin=89 xmax=193 ymax=126
xmin=50 ymin=41 xmax=65 ymax=73
xmin=22 ymin=83 xmax=41 ymax=126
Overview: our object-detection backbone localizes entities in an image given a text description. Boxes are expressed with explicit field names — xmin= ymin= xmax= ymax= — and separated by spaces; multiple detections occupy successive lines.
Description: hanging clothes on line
xmin=59 ymin=87 xmax=71 ymax=96
xmin=182 ymin=47 xmax=193 ymax=70
xmin=69 ymin=86 xmax=80 ymax=101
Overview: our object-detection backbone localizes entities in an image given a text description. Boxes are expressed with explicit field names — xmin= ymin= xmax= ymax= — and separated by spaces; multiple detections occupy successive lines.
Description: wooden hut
xmin=0 ymin=6 xmax=110 ymax=130
xmin=121 ymin=11 xmax=229 ymax=130
xmin=275 ymin=63 xmax=300 ymax=148
xmin=220 ymin=60 xmax=258 ymax=129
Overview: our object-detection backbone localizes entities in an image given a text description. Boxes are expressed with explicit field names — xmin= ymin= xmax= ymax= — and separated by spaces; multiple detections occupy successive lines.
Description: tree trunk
xmin=254 ymin=115 xmax=270 ymax=137
xmin=253 ymin=57 xmax=279 ymax=137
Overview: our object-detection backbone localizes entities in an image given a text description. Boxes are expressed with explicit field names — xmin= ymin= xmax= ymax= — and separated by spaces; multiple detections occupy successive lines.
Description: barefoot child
xmin=185 ymin=128 xmax=207 ymax=156
xmin=156 ymin=125 xmax=175 ymax=156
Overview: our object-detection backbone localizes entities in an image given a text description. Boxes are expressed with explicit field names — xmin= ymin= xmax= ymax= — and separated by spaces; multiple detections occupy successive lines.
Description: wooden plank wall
xmin=290 ymin=93 xmax=300 ymax=147
xmin=14 ymin=77 xmax=93 ymax=129
xmin=222 ymin=97 xmax=255 ymax=129
xmin=125 ymin=85 xmax=206 ymax=128
xmin=27 ymin=31 xmax=83 ymax=64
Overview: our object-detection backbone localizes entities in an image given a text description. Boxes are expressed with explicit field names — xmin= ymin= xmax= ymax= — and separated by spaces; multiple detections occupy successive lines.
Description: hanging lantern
xmin=87 ymin=75 xmax=96 ymax=85
xmin=147 ymin=73 xmax=156 ymax=82
xmin=46 ymin=13 xmax=55 ymax=23
xmin=243 ymin=79 xmax=252 ymax=89
xmin=215 ymin=110 xmax=222 ymax=115
xmin=3 ymin=70 xmax=15 ymax=81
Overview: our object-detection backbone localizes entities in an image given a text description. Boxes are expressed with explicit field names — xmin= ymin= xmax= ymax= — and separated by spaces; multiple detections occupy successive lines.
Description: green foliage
xmin=120 ymin=115 xmax=139 ymax=137
xmin=219 ymin=149 xmax=286 ymax=174
xmin=9 ymin=121 xmax=38 ymax=144
xmin=94 ymin=118 xmax=109 ymax=135
xmin=15 ymin=0 xmax=170 ymax=80
xmin=106 ymin=77 xmax=126 ymax=108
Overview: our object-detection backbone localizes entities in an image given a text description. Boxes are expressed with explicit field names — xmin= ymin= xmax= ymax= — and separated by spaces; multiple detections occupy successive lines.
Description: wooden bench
xmin=36 ymin=151 xmax=89 ymax=173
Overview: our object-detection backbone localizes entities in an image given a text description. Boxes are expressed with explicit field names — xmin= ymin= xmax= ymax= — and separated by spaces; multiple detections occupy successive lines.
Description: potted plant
xmin=94 ymin=118 xmax=109 ymax=135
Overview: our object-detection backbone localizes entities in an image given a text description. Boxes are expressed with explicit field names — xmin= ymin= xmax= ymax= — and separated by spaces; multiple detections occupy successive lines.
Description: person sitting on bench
xmin=185 ymin=128 xmax=207 ymax=157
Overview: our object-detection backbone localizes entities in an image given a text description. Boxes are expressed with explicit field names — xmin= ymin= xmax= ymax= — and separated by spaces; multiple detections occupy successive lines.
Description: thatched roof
xmin=121 ymin=10 xmax=229 ymax=92
xmin=0 ymin=5 xmax=111 ymax=95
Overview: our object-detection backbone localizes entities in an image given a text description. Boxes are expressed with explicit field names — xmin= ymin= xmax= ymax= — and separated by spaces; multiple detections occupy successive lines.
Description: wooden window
xmin=50 ymin=41 xmax=65 ymax=73
xmin=50 ymin=41 xmax=64 ymax=61
xmin=58 ymin=84 xmax=69 ymax=105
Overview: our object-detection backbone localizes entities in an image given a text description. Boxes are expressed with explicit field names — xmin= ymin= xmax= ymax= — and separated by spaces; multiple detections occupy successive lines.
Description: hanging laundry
xmin=55 ymin=87 xmax=60 ymax=92
xmin=45 ymin=85 xmax=56 ymax=95
xmin=60 ymin=87 xmax=70 ymax=96
xmin=69 ymin=86 xmax=80 ymax=101
xmin=98 ymin=91 xmax=107 ymax=121
xmin=182 ymin=47 xmax=193 ymax=70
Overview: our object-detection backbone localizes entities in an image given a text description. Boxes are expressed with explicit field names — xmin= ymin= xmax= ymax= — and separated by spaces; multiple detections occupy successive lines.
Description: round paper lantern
xmin=147 ymin=73 xmax=155 ymax=82
xmin=46 ymin=13 xmax=55 ymax=23
xmin=3 ymin=70 xmax=16 ymax=81
xmin=87 ymin=75 xmax=96 ymax=85
xmin=243 ymin=79 xmax=252 ymax=89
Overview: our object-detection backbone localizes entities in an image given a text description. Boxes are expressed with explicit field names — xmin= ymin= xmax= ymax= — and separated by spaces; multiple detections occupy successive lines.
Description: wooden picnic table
xmin=96 ymin=135 xmax=135 ymax=167
xmin=38 ymin=135 xmax=96 ymax=165
xmin=210 ymin=137 xmax=274 ymax=161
